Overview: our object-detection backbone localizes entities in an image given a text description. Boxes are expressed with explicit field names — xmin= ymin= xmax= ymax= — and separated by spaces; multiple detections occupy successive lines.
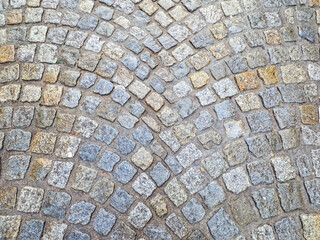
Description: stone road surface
xmin=1 ymin=0 xmax=320 ymax=239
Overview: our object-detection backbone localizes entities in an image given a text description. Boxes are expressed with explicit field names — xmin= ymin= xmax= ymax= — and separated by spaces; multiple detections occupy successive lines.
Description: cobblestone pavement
xmin=1 ymin=0 xmax=320 ymax=239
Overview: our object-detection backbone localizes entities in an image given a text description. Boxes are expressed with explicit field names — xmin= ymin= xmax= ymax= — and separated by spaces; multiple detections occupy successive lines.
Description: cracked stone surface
xmin=1 ymin=0 xmax=320 ymax=239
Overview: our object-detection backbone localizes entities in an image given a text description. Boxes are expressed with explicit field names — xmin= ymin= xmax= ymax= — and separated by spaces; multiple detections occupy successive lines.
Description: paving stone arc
xmin=0 ymin=0 xmax=320 ymax=239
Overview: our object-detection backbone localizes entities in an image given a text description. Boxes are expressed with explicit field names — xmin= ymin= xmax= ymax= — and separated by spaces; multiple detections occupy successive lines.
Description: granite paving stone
xmin=132 ymin=172 xmax=156 ymax=198
xmin=166 ymin=213 xmax=188 ymax=238
xmin=29 ymin=158 xmax=52 ymax=181
xmin=176 ymin=143 xmax=202 ymax=168
xmin=0 ymin=215 xmax=21 ymax=240
xmin=98 ymin=151 xmax=120 ymax=172
xmin=214 ymin=100 xmax=236 ymax=120
xmin=278 ymin=181 xmax=305 ymax=212
xmin=271 ymin=155 xmax=296 ymax=182
xmin=30 ymin=132 xmax=57 ymax=154
xmin=305 ymin=179 xmax=320 ymax=206
xmin=235 ymin=92 xmax=261 ymax=112
xmin=110 ymin=222 xmax=136 ymax=240
xmin=78 ymin=144 xmax=101 ymax=162
xmin=12 ymin=106 xmax=34 ymax=128
xmin=18 ymin=219 xmax=44 ymax=240
xmin=17 ymin=186 xmax=44 ymax=213
xmin=259 ymin=88 xmax=281 ymax=109
xmin=54 ymin=135 xmax=81 ymax=158
xmin=6 ymin=155 xmax=31 ymax=180
xmin=42 ymin=191 xmax=71 ymax=219
xmin=223 ymin=139 xmax=248 ymax=166
xmin=247 ymin=111 xmax=273 ymax=133
xmin=71 ymin=165 xmax=97 ymax=192
xmin=89 ymin=177 xmax=114 ymax=204
xmin=67 ymin=201 xmax=96 ymax=225
xmin=35 ymin=108 xmax=56 ymax=128
xmin=150 ymin=162 xmax=170 ymax=186
xmin=229 ymin=195 xmax=258 ymax=226
xmin=129 ymin=203 xmax=152 ymax=229
xmin=110 ymin=188 xmax=134 ymax=213
xmin=275 ymin=217 xmax=302 ymax=240
xmin=199 ymin=181 xmax=226 ymax=208
xmin=223 ymin=167 xmax=251 ymax=194
xmin=48 ymin=161 xmax=74 ymax=188
xmin=113 ymin=161 xmax=137 ymax=184
xmin=41 ymin=221 xmax=67 ymax=240
xmin=0 ymin=187 xmax=17 ymax=210
xmin=207 ymin=208 xmax=239 ymax=240
xmin=202 ymin=151 xmax=229 ymax=178
xmin=181 ymin=166 xmax=206 ymax=194
xmin=252 ymin=187 xmax=282 ymax=218
xmin=300 ymin=214 xmax=320 ymax=239
xmin=164 ymin=178 xmax=187 ymax=207
xmin=245 ymin=135 xmax=272 ymax=158
xmin=247 ymin=160 xmax=274 ymax=186
xmin=182 ymin=198 xmax=205 ymax=224
xmin=93 ymin=208 xmax=116 ymax=236
xmin=280 ymin=128 xmax=300 ymax=150
xmin=251 ymin=225 xmax=275 ymax=240
xmin=65 ymin=231 xmax=90 ymax=240
xmin=6 ymin=129 xmax=31 ymax=151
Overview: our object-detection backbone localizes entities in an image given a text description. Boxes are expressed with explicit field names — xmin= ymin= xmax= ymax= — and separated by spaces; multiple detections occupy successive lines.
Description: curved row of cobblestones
xmin=1 ymin=0 xmax=320 ymax=239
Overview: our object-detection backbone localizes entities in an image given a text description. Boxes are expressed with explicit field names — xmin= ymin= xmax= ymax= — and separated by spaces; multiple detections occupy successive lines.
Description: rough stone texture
xmin=223 ymin=139 xmax=248 ymax=166
xmin=247 ymin=160 xmax=274 ymax=186
xmin=223 ymin=167 xmax=251 ymax=194
xmin=0 ymin=215 xmax=21 ymax=240
xmin=275 ymin=217 xmax=302 ymax=240
xmin=207 ymin=208 xmax=239 ymax=240
xmin=128 ymin=202 xmax=152 ymax=229
xmin=0 ymin=187 xmax=17 ymax=211
xmin=132 ymin=172 xmax=156 ymax=198
xmin=199 ymin=181 xmax=226 ymax=208
xmin=181 ymin=167 xmax=206 ymax=194
xmin=113 ymin=161 xmax=137 ymax=184
xmin=68 ymin=201 xmax=96 ymax=225
xmin=6 ymin=155 xmax=31 ymax=180
xmin=55 ymin=135 xmax=81 ymax=158
xmin=271 ymin=155 xmax=296 ymax=182
xmin=110 ymin=188 xmax=134 ymax=213
xmin=202 ymin=151 xmax=228 ymax=178
xmin=182 ymin=198 xmax=205 ymax=224
xmin=41 ymin=221 xmax=67 ymax=240
xmin=252 ymin=188 xmax=282 ymax=219
xmin=71 ymin=165 xmax=97 ymax=192
xmin=42 ymin=191 xmax=71 ymax=219
xmin=48 ymin=161 xmax=74 ymax=189
xmin=229 ymin=195 xmax=258 ymax=226
xmin=176 ymin=143 xmax=202 ymax=168
xmin=1 ymin=1 xmax=320 ymax=238
xmin=165 ymin=178 xmax=187 ymax=207
xmin=131 ymin=147 xmax=153 ymax=170
xmin=17 ymin=186 xmax=44 ymax=213
xmin=90 ymin=177 xmax=114 ymax=204
xmin=30 ymin=132 xmax=57 ymax=154
xmin=278 ymin=181 xmax=305 ymax=212
xmin=166 ymin=213 xmax=188 ymax=238
xmin=18 ymin=219 xmax=44 ymax=240
xmin=251 ymin=225 xmax=275 ymax=240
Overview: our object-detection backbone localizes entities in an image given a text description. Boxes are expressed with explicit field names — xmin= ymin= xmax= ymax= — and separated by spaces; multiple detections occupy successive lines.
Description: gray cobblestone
xmin=182 ymin=198 xmax=205 ymax=224
xmin=207 ymin=208 xmax=239 ymax=240
xmin=43 ymin=191 xmax=71 ymax=219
